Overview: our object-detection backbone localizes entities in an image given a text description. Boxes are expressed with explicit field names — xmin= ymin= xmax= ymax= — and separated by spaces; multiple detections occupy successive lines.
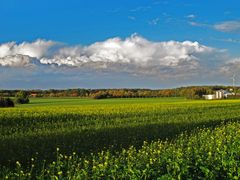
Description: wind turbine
xmin=231 ymin=73 xmax=237 ymax=94
xmin=231 ymin=74 xmax=236 ymax=88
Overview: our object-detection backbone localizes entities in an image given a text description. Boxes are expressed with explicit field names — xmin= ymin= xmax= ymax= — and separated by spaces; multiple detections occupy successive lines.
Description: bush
xmin=15 ymin=97 xmax=29 ymax=104
xmin=0 ymin=97 xmax=14 ymax=107
xmin=15 ymin=91 xmax=30 ymax=104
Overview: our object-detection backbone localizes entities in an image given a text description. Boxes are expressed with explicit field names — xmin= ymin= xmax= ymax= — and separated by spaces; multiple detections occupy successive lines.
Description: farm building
xmin=30 ymin=93 xmax=38 ymax=97
xmin=203 ymin=94 xmax=216 ymax=100
xmin=203 ymin=90 xmax=233 ymax=100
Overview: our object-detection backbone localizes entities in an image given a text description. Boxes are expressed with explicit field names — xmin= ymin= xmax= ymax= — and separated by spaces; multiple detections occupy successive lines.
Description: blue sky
xmin=0 ymin=0 xmax=240 ymax=89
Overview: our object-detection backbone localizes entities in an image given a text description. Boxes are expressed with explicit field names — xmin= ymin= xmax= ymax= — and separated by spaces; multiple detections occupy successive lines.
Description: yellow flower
xmin=16 ymin=161 xmax=21 ymax=167
xmin=84 ymin=160 xmax=89 ymax=164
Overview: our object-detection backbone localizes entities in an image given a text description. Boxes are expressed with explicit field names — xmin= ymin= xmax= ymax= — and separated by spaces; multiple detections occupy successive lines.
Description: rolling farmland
xmin=1 ymin=98 xmax=240 ymax=179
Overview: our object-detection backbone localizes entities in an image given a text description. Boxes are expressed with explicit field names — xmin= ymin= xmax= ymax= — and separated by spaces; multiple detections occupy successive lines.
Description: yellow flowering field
xmin=1 ymin=98 xmax=240 ymax=178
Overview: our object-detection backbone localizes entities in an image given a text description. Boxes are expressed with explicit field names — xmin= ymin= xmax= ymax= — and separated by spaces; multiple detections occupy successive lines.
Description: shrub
xmin=15 ymin=91 xmax=30 ymax=104
xmin=0 ymin=97 xmax=14 ymax=107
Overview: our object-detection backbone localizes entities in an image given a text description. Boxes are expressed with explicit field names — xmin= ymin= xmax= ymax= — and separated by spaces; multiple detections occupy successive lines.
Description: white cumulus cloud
xmin=0 ymin=34 xmax=232 ymax=78
xmin=0 ymin=54 xmax=32 ymax=67
xmin=41 ymin=35 xmax=213 ymax=67
xmin=0 ymin=39 xmax=56 ymax=67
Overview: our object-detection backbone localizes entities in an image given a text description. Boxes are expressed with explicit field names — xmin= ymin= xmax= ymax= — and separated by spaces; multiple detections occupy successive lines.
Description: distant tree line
xmin=0 ymin=86 xmax=237 ymax=100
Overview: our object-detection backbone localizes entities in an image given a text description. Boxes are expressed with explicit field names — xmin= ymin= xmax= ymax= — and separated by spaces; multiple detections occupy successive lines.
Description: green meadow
xmin=17 ymin=97 xmax=186 ymax=106
xmin=1 ymin=97 xmax=240 ymax=179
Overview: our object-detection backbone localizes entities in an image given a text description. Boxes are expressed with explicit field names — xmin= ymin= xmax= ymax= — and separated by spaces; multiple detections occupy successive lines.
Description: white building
xmin=203 ymin=90 xmax=233 ymax=100
xmin=203 ymin=94 xmax=216 ymax=100
xmin=216 ymin=90 xmax=224 ymax=99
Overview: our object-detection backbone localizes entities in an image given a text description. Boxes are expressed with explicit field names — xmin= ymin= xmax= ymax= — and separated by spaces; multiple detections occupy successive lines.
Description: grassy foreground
xmin=1 ymin=97 xmax=240 ymax=178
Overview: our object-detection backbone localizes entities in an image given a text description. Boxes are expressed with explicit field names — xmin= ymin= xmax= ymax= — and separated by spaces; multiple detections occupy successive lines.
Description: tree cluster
xmin=15 ymin=91 xmax=29 ymax=104
xmin=0 ymin=97 xmax=14 ymax=107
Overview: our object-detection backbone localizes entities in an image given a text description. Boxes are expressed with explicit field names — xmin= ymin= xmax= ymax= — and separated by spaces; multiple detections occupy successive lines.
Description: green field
xmin=1 ymin=97 xmax=240 ymax=179
xmin=17 ymin=97 xmax=187 ymax=106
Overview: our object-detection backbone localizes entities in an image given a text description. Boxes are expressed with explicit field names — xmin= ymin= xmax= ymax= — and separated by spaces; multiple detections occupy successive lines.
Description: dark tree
xmin=15 ymin=91 xmax=30 ymax=104
xmin=0 ymin=97 xmax=14 ymax=107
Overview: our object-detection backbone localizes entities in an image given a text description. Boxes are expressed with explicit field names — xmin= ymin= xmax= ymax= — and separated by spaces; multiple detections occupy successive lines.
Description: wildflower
xmin=84 ymin=160 xmax=89 ymax=164
xmin=16 ymin=161 xmax=21 ymax=167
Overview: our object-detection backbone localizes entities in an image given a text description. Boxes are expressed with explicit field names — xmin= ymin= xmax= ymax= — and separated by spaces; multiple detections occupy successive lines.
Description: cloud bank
xmin=0 ymin=34 xmax=237 ymax=79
